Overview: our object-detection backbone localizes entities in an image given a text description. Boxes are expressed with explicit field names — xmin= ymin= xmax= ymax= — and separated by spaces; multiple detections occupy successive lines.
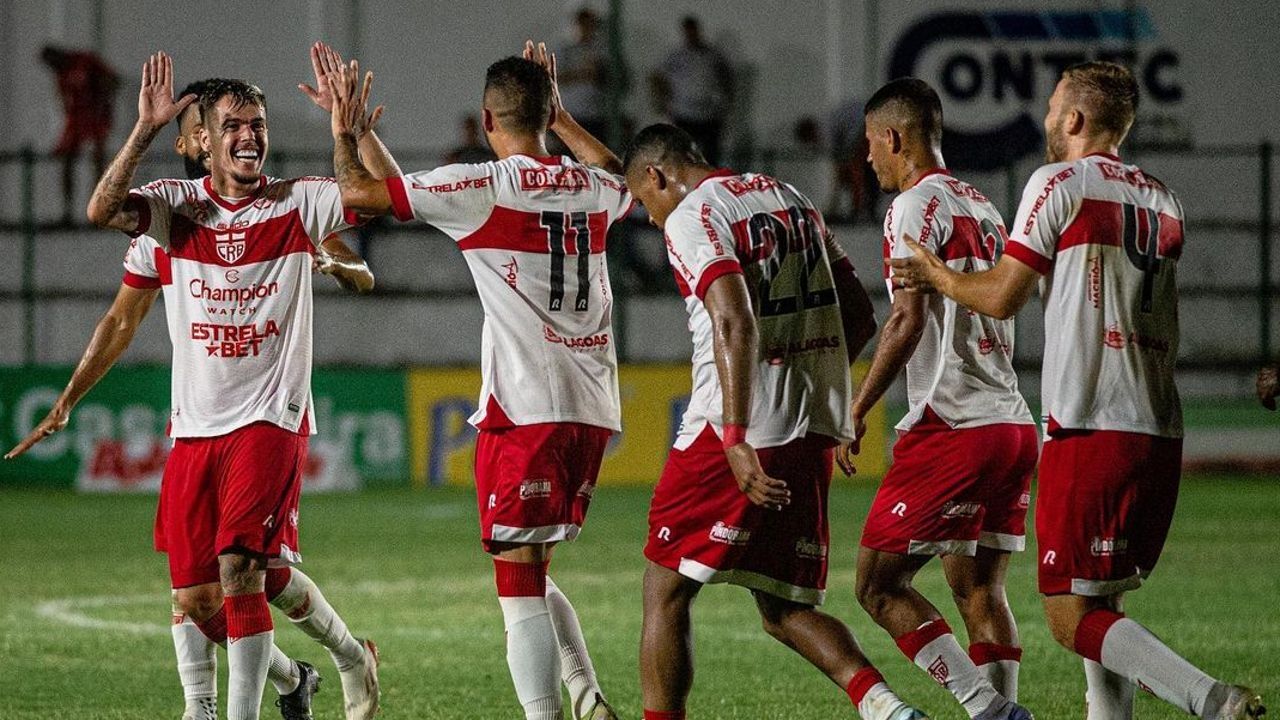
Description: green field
xmin=1 ymin=478 xmax=1276 ymax=719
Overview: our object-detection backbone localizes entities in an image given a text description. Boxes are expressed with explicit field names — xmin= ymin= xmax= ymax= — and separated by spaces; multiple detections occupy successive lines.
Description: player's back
xmin=666 ymin=171 xmax=852 ymax=449
xmin=1007 ymin=153 xmax=1184 ymax=437
xmin=885 ymin=171 xmax=1032 ymax=432
xmin=388 ymin=155 xmax=633 ymax=431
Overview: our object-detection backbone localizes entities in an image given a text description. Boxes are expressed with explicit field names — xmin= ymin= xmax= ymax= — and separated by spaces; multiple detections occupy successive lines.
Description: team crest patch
xmin=216 ymin=231 xmax=246 ymax=264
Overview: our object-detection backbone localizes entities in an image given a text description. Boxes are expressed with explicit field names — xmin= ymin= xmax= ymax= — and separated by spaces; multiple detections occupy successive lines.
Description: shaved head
xmin=864 ymin=77 xmax=943 ymax=147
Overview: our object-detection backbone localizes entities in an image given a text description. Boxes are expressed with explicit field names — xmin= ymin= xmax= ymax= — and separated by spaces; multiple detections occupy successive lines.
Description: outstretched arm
xmin=524 ymin=41 xmax=622 ymax=175
xmin=5 ymin=284 xmax=158 ymax=459
xmin=703 ymin=274 xmax=790 ymax=510
xmin=300 ymin=42 xmax=401 ymax=179
xmin=315 ymin=234 xmax=374 ymax=293
xmin=86 ymin=52 xmax=196 ymax=231
xmin=889 ymin=238 xmax=1039 ymax=320
xmin=328 ymin=60 xmax=393 ymax=216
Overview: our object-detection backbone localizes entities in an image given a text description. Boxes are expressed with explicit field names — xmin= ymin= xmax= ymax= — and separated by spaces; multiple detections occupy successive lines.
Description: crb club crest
xmin=216 ymin=231 xmax=246 ymax=264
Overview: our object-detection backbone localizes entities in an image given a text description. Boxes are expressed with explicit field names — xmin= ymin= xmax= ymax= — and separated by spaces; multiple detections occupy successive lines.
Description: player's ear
xmin=199 ymin=126 xmax=210 ymax=152
xmin=1067 ymin=108 xmax=1086 ymax=137
xmin=647 ymin=165 xmax=667 ymax=191
xmin=175 ymin=133 xmax=185 ymax=155
xmin=888 ymin=127 xmax=902 ymax=154
xmin=482 ymin=107 xmax=496 ymax=134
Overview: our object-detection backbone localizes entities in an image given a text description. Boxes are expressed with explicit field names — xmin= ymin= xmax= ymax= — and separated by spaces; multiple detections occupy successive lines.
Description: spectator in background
xmin=41 ymin=46 xmax=119 ymax=226
xmin=446 ymin=114 xmax=497 ymax=164
xmin=649 ymin=15 xmax=733 ymax=164
xmin=1259 ymin=362 xmax=1278 ymax=410
xmin=555 ymin=7 xmax=613 ymax=143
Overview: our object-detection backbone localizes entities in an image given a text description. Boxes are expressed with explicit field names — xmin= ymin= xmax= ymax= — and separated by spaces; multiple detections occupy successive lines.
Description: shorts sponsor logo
xmin=413 ymin=175 xmax=491 ymax=193
xmin=519 ymin=478 xmax=552 ymax=500
xmin=488 ymin=493 xmax=497 ymax=509
xmin=543 ymin=325 xmax=610 ymax=351
xmin=215 ymin=231 xmax=246 ymax=264
xmin=1090 ymin=535 xmax=1128 ymax=557
xmin=1018 ymin=492 xmax=1031 ymax=510
xmin=891 ymin=501 xmax=908 ymax=517
xmin=1042 ymin=549 xmax=1057 ymax=566
xmin=657 ymin=526 xmax=672 ymax=541
xmin=795 ymin=538 xmax=828 ymax=560
xmin=941 ymin=501 xmax=982 ymax=519
xmin=577 ymin=480 xmax=596 ymax=499
xmin=288 ymin=509 xmax=299 ymax=528
xmin=927 ymin=656 xmax=950 ymax=684
xmin=708 ymin=521 xmax=751 ymax=546
xmin=191 ymin=320 xmax=281 ymax=358
xmin=519 ymin=166 xmax=589 ymax=192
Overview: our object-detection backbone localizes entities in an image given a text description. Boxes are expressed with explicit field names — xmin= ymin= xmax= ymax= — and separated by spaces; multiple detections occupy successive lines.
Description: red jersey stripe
xmin=1004 ymin=241 xmax=1052 ymax=275
xmin=387 ymin=177 xmax=413 ymax=222
xmin=166 ymin=210 xmax=315 ymax=266
xmin=122 ymin=271 xmax=161 ymax=289
xmin=457 ymin=205 xmax=608 ymax=254
xmin=694 ymin=257 xmax=744 ymax=300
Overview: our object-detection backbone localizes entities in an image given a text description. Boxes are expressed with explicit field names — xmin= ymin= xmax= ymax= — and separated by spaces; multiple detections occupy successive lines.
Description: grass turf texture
xmin=0 ymin=478 xmax=1276 ymax=719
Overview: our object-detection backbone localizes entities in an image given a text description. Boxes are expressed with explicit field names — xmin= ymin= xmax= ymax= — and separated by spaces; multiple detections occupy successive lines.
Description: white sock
xmin=267 ymin=645 xmax=300 ymax=696
xmin=1097 ymin=618 xmax=1219 ymax=716
xmin=227 ymin=631 xmax=274 ymax=720
xmin=171 ymin=606 xmax=217 ymax=719
xmin=545 ymin=577 xmax=604 ymax=718
xmin=900 ymin=621 xmax=1000 ymax=717
xmin=858 ymin=681 xmax=913 ymax=720
xmin=1084 ymin=658 xmax=1134 ymax=720
xmin=499 ymin=594 xmax=563 ymax=720
xmin=977 ymin=659 xmax=1020 ymax=702
xmin=270 ymin=568 xmax=365 ymax=671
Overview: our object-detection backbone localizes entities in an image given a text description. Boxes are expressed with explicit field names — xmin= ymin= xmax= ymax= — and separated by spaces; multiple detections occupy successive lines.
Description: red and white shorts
xmin=862 ymin=421 xmax=1038 ymax=556
xmin=645 ymin=426 xmax=836 ymax=606
xmin=155 ymin=421 xmax=307 ymax=588
xmin=1036 ymin=429 xmax=1182 ymax=596
xmin=474 ymin=421 xmax=612 ymax=554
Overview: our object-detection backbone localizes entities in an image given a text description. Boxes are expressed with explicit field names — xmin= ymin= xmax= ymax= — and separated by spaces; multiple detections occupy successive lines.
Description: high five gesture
xmin=138 ymin=52 xmax=196 ymax=129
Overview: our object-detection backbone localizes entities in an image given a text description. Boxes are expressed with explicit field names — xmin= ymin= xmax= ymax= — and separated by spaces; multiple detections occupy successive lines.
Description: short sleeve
xmin=124 ymin=181 xmax=181 ymax=245
xmin=122 ymin=235 xmax=161 ymax=288
xmin=386 ymin=163 xmax=498 ymax=240
xmin=288 ymin=177 xmax=356 ymax=245
xmin=664 ymin=202 xmax=742 ymax=300
xmin=585 ymin=167 xmax=634 ymax=225
xmin=1006 ymin=164 xmax=1079 ymax=274
xmin=884 ymin=191 xmax=947 ymax=292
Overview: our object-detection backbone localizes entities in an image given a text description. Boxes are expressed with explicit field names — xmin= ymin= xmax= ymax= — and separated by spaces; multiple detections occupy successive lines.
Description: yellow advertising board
xmin=407 ymin=363 xmax=887 ymax=487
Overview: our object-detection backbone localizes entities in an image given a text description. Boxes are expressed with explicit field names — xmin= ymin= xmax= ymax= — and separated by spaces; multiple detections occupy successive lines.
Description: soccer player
xmin=322 ymin=44 xmax=626 ymax=720
xmin=623 ymin=123 xmax=929 ymax=720
xmin=889 ymin=62 xmax=1266 ymax=720
xmin=6 ymin=66 xmax=380 ymax=720
xmin=72 ymin=52 xmax=387 ymax=720
xmin=841 ymin=78 xmax=1036 ymax=720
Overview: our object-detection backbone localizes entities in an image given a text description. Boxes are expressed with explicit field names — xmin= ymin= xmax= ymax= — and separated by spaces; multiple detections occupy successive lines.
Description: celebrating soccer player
xmin=842 ymin=78 xmax=1036 ymax=720
xmin=65 ymin=51 xmax=391 ymax=720
xmin=322 ymin=41 xmax=629 ymax=720
xmin=890 ymin=62 xmax=1265 ymax=720
xmin=622 ymin=124 xmax=930 ymax=720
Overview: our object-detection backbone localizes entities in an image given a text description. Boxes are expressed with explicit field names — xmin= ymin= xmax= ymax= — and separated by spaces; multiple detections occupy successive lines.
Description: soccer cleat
xmin=888 ymin=706 xmax=931 ymax=720
xmin=974 ymin=698 xmax=1034 ymax=720
xmin=1212 ymin=685 xmax=1265 ymax=720
xmin=578 ymin=693 xmax=619 ymax=720
xmin=339 ymin=638 xmax=381 ymax=720
xmin=275 ymin=660 xmax=321 ymax=720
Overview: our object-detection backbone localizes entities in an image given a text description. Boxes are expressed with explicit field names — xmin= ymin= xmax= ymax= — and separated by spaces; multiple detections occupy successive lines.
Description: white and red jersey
xmin=884 ymin=170 xmax=1033 ymax=433
xmin=386 ymin=154 xmax=631 ymax=431
xmin=120 ymin=175 xmax=355 ymax=438
xmin=665 ymin=170 xmax=853 ymax=450
xmin=1004 ymin=152 xmax=1184 ymax=438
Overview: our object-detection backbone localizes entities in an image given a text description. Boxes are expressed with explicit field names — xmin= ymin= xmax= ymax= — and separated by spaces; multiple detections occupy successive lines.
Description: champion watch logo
xmin=216 ymin=231 xmax=246 ymax=264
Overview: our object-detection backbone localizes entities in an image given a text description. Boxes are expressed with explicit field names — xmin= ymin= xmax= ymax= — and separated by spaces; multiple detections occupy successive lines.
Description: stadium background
xmin=0 ymin=1 xmax=1277 ymax=718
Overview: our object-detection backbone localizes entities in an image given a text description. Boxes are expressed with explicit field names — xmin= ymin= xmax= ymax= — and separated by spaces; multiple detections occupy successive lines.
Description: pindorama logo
xmin=889 ymin=8 xmax=1184 ymax=169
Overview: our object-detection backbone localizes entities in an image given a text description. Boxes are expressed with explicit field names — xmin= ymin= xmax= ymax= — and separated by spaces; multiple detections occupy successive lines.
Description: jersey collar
xmin=1085 ymin=151 xmax=1122 ymax=162
xmin=694 ymin=168 xmax=736 ymax=189
xmin=203 ymin=175 xmax=267 ymax=211
xmin=524 ymin=154 xmax=563 ymax=165
xmin=911 ymin=168 xmax=951 ymax=187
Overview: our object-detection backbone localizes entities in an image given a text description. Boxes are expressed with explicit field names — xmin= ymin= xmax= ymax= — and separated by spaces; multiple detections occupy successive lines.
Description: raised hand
xmin=725 ymin=442 xmax=790 ymax=510
xmin=4 ymin=405 xmax=70 ymax=460
xmin=299 ymin=41 xmax=344 ymax=112
xmin=326 ymin=60 xmax=384 ymax=139
xmin=523 ymin=40 xmax=564 ymax=125
xmin=886 ymin=235 xmax=944 ymax=293
xmin=137 ymin=52 xmax=196 ymax=129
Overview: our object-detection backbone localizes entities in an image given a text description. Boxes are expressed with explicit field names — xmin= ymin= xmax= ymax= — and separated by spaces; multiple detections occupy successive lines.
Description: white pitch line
xmin=35 ymin=594 xmax=168 ymax=636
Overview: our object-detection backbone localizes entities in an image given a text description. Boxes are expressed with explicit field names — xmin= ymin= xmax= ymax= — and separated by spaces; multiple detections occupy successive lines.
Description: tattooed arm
xmin=328 ymin=60 xmax=393 ymax=215
xmin=87 ymin=52 xmax=196 ymax=232
xmin=301 ymin=42 xmax=401 ymax=180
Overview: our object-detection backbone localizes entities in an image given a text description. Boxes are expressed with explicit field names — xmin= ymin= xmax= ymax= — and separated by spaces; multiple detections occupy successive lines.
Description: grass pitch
xmin=0 ymin=477 xmax=1276 ymax=719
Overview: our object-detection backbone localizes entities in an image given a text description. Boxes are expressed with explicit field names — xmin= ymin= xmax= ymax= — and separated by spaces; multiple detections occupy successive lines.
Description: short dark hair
xmin=198 ymin=78 xmax=267 ymax=126
xmin=174 ymin=78 xmax=220 ymax=127
xmin=483 ymin=57 xmax=552 ymax=135
xmin=622 ymin=123 xmax=708 ymax=176
xmin=1062 ymin=61 xmax=1139 ymax=138
xmin=864 ymin=77 xmax=943 ymax=145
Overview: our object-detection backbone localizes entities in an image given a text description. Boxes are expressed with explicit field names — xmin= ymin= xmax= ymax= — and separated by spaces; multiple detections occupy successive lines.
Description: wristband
xmin=722 ymin=423 xmax=748 ymax=448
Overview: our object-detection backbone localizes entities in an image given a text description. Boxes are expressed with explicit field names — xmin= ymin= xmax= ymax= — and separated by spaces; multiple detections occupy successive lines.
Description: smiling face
xmin=202 ymin=95 xmax=268 ymax=186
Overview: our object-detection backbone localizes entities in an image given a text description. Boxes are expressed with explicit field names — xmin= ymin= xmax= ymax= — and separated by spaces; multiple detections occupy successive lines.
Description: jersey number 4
xmin=541 ymin=211 xmax=592 ymax=312
xmin=1120 ymin=203 xmax=1167 ymax=313
xmin=745 ymin=207 xmax=837 ymax=317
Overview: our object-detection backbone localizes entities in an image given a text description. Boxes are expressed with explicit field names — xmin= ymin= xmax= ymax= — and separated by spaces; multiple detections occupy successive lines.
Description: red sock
xmin=195 ymin=606 xmax=228 ymax=644
xmin=969 ymin=642 xmax=1023 ymax=665
xmin=224 ymin=592 xmax=273 ymax=640
xmin=846 ymin=667 xmax=886 ymax=705
xmin=264 ymin=567 xmax=292 ymax=601
xmin=894 ymin=617 xmax=952 ymax=660
xmin=1074 ymin=608 xmax=1125 ymax=663
xmin=643 ymin=711 xmax=686 ymax=720
xmin=493 ymin=559 xmax=549 ymax=597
